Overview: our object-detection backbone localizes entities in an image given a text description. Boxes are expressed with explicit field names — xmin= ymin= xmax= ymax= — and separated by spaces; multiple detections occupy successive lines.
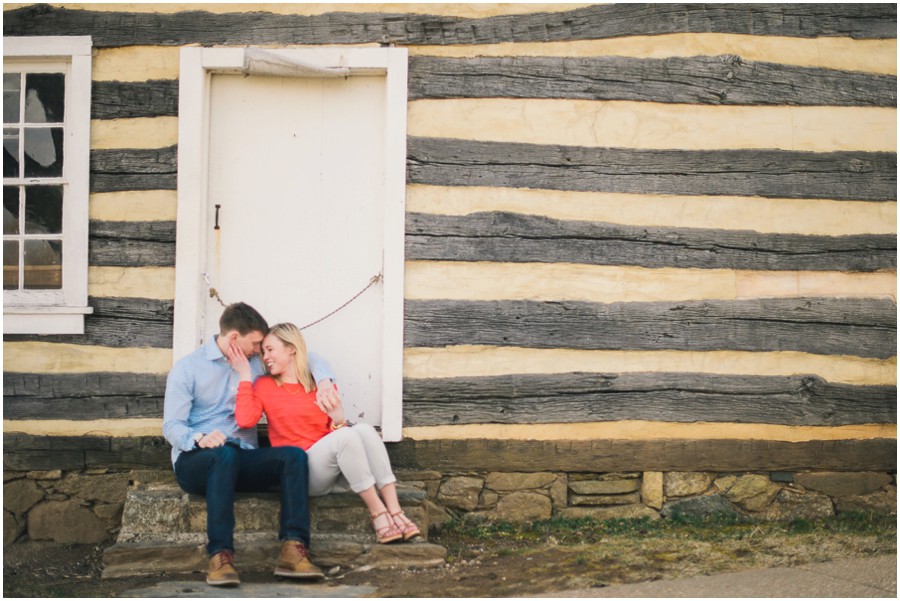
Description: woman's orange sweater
xmin=235 ymin=376 xmax=332 ymax=451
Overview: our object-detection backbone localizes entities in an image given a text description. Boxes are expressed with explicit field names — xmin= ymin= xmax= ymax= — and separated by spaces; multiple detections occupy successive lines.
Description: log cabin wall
xmin=4 ymin=4 xmax=896 ymax=479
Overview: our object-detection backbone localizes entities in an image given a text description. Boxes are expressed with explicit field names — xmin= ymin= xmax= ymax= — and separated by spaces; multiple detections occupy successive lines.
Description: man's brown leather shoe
xmin=207 ymin=550 xmax=240 ymax=586
xmin=273 ymin=540 xmax=325 ymax=579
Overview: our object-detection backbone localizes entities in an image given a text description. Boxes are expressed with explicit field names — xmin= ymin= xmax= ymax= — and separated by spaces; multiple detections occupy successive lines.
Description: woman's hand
xmin=315 ymin=379 xmax=346 ymax=426
xmin=225 ymin=341 xmax=253 ymax=382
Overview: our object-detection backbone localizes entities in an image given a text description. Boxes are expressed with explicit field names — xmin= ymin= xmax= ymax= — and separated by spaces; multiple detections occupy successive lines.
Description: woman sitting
xmin=230 ymin=322 xmax=420 ymax=544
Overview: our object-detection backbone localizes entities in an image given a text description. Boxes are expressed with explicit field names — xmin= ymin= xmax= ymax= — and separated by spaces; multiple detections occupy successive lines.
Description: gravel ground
xmin=4 ymin=515 xmax=896 ymax=597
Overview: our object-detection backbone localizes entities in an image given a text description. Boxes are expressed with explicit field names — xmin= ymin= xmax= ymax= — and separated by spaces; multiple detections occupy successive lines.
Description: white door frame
xmin=173 ymin=46 xmax=408 ymax=440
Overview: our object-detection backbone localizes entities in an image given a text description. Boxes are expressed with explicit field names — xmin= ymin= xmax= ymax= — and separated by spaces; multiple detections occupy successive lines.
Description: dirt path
xmin=4 ymin=516 xmax=895 ymax=597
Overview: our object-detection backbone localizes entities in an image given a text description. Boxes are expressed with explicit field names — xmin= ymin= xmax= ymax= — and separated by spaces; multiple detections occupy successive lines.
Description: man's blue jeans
xmin=174 ymin=444 xmax=311 ymax=556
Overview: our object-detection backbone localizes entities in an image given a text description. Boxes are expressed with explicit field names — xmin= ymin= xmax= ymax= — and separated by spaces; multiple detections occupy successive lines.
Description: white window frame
xmin=174 ymin=47 xmax=408 ymax=440
xmin=3 ymin=36 xmax=93 ymax=334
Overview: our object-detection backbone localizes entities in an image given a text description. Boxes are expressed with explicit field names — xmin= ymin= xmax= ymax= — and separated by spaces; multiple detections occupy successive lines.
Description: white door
xmin=204 ymin=71 xmax=387 ymax=426
xmin=175 ymin=47 xmax=407 ymax=438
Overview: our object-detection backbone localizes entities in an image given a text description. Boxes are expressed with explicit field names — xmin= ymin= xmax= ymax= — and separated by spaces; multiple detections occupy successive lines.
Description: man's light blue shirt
xmin=162 ymin=336 xmax=336 ymax=466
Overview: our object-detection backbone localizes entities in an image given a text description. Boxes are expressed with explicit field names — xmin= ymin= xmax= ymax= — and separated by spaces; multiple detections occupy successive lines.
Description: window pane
xmin=4 ymin=185 xmax=19 ymax=235
xmin=3 ymin=128 xmax=19 ymax=178
xmin=24 ymin=238 xmax=62 ymax=289
xmin=24 ymin=127 xmax=63 ymax=177
xmin=3 ymin=73 xmax=21 ymax=124
xmin=24 ymin=185 xmax=63 ymax=234
xmin=3 ymin=240 xmax=18 ymax=290
xmin=24 ymin=73 xmax=65 ymax=123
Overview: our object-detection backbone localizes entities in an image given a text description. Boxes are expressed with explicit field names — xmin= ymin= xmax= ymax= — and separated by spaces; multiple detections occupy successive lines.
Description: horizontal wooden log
xmin=403 ymin=373 xmax=897 ymax=427
xmin=3 ymin=433 xmax=171 ymax=471
xmin=407 ymin=138 xmax=897 ymax=201
xmin=406 ymin=212 xmax=896 ymax=272
xmin=4 ymin=4 xmax=894 ymax=47
xmin=89 ymin=220 xmax=176 ymax=267
xmin=3 ymin=372 xmax=166 ymax=420
xmin=409 ymin=56 xmax=897 ymax=106
xmin=3 ymin=296 xmax=174 ymax=348
xmin=91 ymin=80 xmax=179 ymax=120
xmin=387 ymin=437 xmax=897 ymax=472
xmin=4 ymin=433 xmax=895 ymax=472
xmin=404 ymin=298 xmax=897 ymax=359
xmin=90 ymin=146 xmax=178 ymax=193
xmin=19 ymin=371 xmax=891 ymax=426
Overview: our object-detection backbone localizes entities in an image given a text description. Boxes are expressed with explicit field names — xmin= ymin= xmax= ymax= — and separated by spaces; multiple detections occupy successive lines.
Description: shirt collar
xmin=204 ymin=335 xmax=227 ymax=362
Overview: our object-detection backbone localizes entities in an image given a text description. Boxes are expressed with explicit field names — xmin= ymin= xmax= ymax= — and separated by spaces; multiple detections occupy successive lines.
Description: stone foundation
xmin=4 ymin=468 xmax=896 ymax=546
xmin=4 ymin=469 xmax=134 ymax=546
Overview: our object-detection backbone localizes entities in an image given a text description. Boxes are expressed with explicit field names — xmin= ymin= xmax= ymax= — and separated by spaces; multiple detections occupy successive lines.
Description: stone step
xmin=103 ymin=537 xmax=448 ymax=579
xmin=103 ymin=483 xmax=446 ymax=578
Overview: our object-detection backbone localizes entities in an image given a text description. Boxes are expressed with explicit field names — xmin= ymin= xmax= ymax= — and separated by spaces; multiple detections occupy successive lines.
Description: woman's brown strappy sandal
xmin=390 ymin=510 xmax=421 ymax=541
xmin=370 ymin=511 xmax=403 ymax=544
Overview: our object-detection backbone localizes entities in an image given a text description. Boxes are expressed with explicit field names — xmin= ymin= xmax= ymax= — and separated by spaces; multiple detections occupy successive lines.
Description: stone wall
xmin=410 ymin=469 xmax=896 ymax=528
xmin=4 ymin=468 xmax=896 ymax=546
xmin=3 ymin=468 xmax=171 ymax=546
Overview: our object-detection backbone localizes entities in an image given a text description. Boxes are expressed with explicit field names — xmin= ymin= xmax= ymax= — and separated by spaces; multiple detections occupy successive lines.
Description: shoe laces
xmin=285 ymin=541 xmax=310 ymax=562
xmin=212 ymin=550 xmax=235 ymax=569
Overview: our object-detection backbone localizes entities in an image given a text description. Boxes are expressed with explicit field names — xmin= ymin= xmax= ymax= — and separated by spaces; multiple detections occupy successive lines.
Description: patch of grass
xmin=437 ymin=511 xmax=896 ymax=551
xmin=827 ymin=511 xmax=896 ymax=534
xmin=786 ymin=518 xmax=816 ymax=534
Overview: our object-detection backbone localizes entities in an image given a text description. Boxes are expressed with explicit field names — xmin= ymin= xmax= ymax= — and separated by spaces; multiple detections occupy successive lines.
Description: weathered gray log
xmin=387 ymin=437 xmax=897 ymax=472
xmin=4 ymin=4 xmax=895 ymax=47
xmin=92 ymin=80 xmax=179 ymax=119
xmin=3 ymin=372 xmax=166 ymax=420
xmin=403 ymin=298 xmax=897 ymax=359
xmin=407 ymin=138 xmax=897 ymax=201
xmin=3 ymin=433 xmax=172 ymax=471
xmin=406 ymin=212 xmax=896 ymax=272
xmin=4 ymin=296 xmax=174 ymax=348
xmin=90 ymin=146 xmax=178 ymax=193
xmin=4 ymin=433 xmax=895 ymax=472
xmin=409 ymin=55 xmax=897 ymax=106
xmin=89 ymin=221 xmax=176 ymax=267
xmin=14 ymin=370 xmax=889 ymax=425
xmin=403 ymin=373 xmax=896 ymax=427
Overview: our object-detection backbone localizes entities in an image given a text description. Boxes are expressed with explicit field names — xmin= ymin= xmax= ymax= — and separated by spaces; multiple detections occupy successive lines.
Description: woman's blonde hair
xmin=266 ymin=322 xmax=315 ymax=392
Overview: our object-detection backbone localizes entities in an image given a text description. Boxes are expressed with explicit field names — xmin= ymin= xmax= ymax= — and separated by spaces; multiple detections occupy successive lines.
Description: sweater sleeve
xmin=235 ymin=380 xmax=264 ymax=428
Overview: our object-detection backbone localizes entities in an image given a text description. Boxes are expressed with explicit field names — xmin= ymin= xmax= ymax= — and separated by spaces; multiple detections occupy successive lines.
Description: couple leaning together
xmin=162 ymin=302 xmax=419 ymax=586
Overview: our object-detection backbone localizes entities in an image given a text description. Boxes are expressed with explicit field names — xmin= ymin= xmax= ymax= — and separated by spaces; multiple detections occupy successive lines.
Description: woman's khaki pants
xmin=306 ymin=423 xmax=397 ymax=496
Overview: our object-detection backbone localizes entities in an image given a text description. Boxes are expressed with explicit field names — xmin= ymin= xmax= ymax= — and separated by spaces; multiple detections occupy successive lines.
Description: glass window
xmin=3 ymin=70 xmax=66 ymax=292
xmin=24 ymin=238 xmax=61 ymax=289
xmin=3 ymin=73 xmax=20 ymax=123
xmin=3 ymin=185 xmax=19 ymax=235
xmin=3 ymin=127 xmax=18 ymax=178
xmin=3 ymin=239 xmax=17 ymax=290
xmin=24 ymin=185 xmax=63 ymax=234
xmin=25 ymin=73 xmax=65 ymax=122
xmin=24 ymin=126 xmax=64 ymax=177
xmin=4 ymin=36 xmax=92 ymax=334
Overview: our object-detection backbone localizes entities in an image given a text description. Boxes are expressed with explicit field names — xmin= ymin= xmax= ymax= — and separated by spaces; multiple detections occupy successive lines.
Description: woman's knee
xmin=333 ymin=425 xmax=363 ymax=445
xmin=330 ymin=427 xmax=368 ymax=460
xmin=350 ymin=422 xmax=379 ymax=441
xmin=352 ymin=422 xmax=376 ymax=434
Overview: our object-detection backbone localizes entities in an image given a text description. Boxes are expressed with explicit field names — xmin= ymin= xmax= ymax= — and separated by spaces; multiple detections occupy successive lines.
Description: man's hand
xmin=197 ymin=430 xmax=227 ymax=448
xmin=225 ymin=341 xmax=253 ymax=382
xmin=315 ymin=379 xmax=346 ymax=425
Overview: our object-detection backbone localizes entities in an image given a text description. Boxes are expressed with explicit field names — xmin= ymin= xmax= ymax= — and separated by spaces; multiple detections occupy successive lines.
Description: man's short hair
xmin=219 ymin=302 xmax=268 ymax=336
